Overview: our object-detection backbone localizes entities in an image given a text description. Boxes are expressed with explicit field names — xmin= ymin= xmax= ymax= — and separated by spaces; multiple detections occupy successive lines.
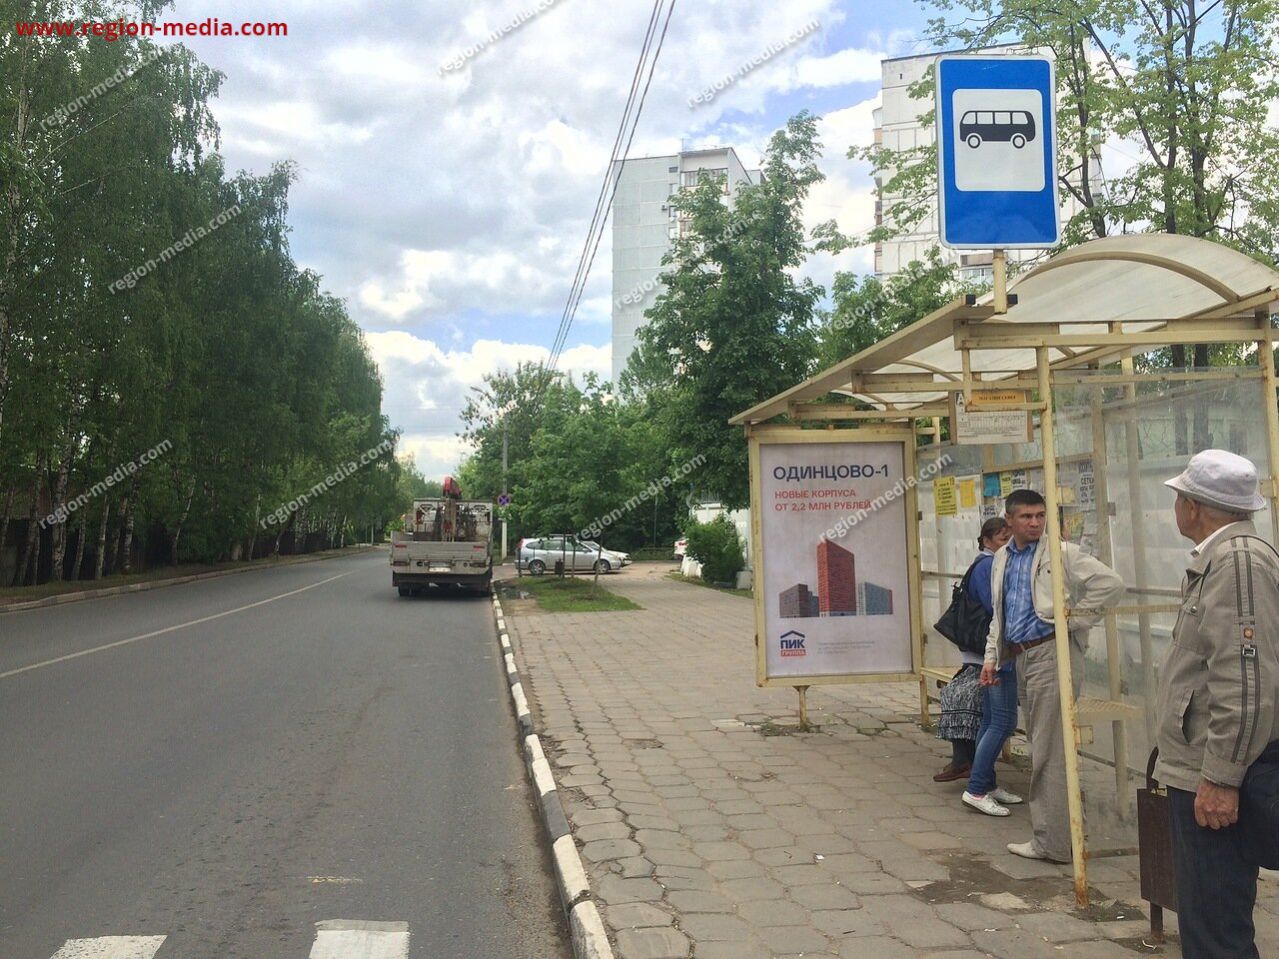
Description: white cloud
xmin=365 ymin=331 xmax=611 ymax=475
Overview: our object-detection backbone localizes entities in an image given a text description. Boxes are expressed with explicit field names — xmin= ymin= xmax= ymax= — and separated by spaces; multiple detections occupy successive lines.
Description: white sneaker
xmin=1007 ymin=840 xmax=1069 ymax=863
xmin=990 ymin=787 xmax=1023 ymax=804
xmin=963 ymin=791 xmax=1010 ymax=817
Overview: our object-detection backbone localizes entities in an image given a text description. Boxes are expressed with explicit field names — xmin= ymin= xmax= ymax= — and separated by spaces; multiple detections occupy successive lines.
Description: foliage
xmin=0 ymin=1 xmax=407 ymax=584
xmin=626 ymin=112 xmax=826 ymax=509
xmin=683 ymin=514 xmax=745 ymax=586
xmin=818 ymin=249 xmax=971 ymax=367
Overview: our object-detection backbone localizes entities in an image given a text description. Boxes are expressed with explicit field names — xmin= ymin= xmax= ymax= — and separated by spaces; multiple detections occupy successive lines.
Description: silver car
xmin=518 ymin=536 xmax=617 ymax=574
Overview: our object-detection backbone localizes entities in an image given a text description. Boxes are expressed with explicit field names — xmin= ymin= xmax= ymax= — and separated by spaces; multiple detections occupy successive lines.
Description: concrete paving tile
xmin=602 ymin=902 xmax=674 ymax=929
xmin=643 ymin=846 xmax=703 ymax=868
xmin=634 ymin=828 xmax=690 ymax=849
xmin=581 ymin=838 xmax=642 ymax=863
xmin=608 ymin=856 xmax=657 ymax=880
xmin=746 ymin=898 xmax=809 ymax=926
xmin=787 ymin=883 xmax=860 ymax=910
xmin=614 ymin=926 xmax=691 ymax=959
xmin=665 ymin=890 xmax=733 ymax=913
xmin=758 ymin=926 xmax=829 ymax=954
xmin=836 ymin=936 xmax=918 ymax=958
xmin=689 ymin=941 xmax=772 ymax=959
xmin=681 ymin=825 xmax=729 ymax=842
xmin=899 ymin=830 xmax=965 ymax=851
xmin=706 ymin=859 xmax=767 ymax=881
xmin=693 ymin=840 xmax=751 ymax=861
xmin=677 ymin=913 xmax=754 ymax=941
xmin=595 ymin=875 xmax=665 ymax=904
xmin=934 ymin=902 xmax=1020 ymax=931
xmin=577 ymin=821 xmax=632 ymax=842
xmin=572 ymin=807 xmax=626 ymax=827
xmin=738 ymin=828 xmax=795 ymax=850
xmin=1015 ymin=911 xmax=1107 ymax=942
xmin=719 ymin=877 xmax=785 ymax=901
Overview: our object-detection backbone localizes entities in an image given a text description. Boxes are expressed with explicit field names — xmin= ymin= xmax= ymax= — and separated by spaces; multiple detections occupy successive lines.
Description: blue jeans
xmin=967 ymin=664 xmax=1017 ymax=795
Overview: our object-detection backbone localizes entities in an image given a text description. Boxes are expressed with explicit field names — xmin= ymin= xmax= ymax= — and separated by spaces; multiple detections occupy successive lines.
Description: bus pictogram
xmin=959 ymin=109 xmax=1036 ymax=149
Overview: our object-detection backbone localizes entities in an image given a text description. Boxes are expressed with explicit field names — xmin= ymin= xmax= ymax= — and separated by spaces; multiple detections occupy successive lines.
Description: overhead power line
xmin=545 ymin=0 xmax=678 ymax=377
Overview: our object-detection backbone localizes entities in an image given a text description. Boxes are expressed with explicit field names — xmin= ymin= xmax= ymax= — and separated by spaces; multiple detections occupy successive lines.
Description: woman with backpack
xmin=934 ymin=517 xmax=1011 ymax=783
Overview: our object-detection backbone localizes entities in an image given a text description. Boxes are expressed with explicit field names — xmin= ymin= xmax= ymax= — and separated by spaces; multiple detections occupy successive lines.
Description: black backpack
xmin=934 ymin=557 xmax=992 ymax=657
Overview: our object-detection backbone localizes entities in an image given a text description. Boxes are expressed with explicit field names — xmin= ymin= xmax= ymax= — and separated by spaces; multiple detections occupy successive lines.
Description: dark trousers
xmin=1168 ymin=786 xmax=1260 ymax=959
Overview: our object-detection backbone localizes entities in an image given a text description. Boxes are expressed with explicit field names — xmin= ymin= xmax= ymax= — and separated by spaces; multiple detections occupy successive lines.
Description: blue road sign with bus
xmin=935 ymin=55 xmax=1060 ymax=249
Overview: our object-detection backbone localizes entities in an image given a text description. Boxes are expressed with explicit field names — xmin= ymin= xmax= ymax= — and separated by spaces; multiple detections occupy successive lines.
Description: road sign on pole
xmin=935 ymin=55 xmax=1060 ymax=249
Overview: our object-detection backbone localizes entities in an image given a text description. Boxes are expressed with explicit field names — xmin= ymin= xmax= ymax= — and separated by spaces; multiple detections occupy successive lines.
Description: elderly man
xmin=981 ymin=488 xmax=1125 ymax=862
xmin=1158 ymin=450 xmax=1279 ymax=959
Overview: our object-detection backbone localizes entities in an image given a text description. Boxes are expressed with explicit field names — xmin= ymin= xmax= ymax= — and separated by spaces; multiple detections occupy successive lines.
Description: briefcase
xmin=1137 ymin=749 xmax=1177 ymax=943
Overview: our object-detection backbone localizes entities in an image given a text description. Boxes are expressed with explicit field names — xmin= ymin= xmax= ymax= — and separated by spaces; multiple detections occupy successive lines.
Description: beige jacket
xmin=982 ymin=538 xmax=1126 ymax=670
xmin=1155 ymin=521 xmax=1279 ymax=792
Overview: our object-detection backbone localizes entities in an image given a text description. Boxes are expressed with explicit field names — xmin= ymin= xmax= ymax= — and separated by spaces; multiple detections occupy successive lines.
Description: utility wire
xmin=546 ymin=0 xmax=678 ymax=377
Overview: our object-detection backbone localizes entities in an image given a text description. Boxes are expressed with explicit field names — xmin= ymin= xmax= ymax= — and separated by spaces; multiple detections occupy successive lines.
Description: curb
xmin=0 ymin=545 xmax=379 ymax=614
xmin=492 ymin=594 xmax=615 ymax=959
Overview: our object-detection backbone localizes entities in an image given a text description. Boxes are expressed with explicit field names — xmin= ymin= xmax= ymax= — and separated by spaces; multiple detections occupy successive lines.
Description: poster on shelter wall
xmin=756 ymin=439 xmax=915 ymax=682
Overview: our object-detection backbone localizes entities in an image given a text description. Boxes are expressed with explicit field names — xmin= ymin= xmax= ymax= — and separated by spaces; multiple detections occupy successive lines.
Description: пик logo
xmin=779 ymin=630 xmax=806 ymax=657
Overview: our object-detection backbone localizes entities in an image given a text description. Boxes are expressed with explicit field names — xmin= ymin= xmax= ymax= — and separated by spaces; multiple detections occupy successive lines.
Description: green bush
xmin=683 ymin=515 xmax=745 ymax=585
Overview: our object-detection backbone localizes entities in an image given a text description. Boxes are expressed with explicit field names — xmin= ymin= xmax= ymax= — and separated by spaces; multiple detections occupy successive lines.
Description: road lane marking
xmin=0 ymin=571 xmax=356 ymax=681
xmin=310 ymin=920 xmax=409 ymax=959
xmin=49 ymin=937 xmax=166 ymax=959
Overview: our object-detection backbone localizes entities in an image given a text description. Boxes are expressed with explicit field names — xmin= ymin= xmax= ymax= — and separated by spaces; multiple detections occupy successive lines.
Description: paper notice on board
xmin=935 ymin=476 xmax=958 ymax=516
xmin=999 ymin=473 xmax=1014 ymax=497
xmin=1077 ymin=458 xmax=1096 ymax=508
xmin=958 ymin=478 xmax=977 ymax=509
xmin=983 ymin=473 xmax=1001 ymax=498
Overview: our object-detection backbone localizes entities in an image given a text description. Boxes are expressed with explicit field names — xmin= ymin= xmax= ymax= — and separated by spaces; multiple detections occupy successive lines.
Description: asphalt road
xmin=0 ymin=549 xmax=569 ymax=959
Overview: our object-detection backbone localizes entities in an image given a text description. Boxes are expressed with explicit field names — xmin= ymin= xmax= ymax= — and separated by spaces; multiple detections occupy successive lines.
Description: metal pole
xmin=1257 ymin=311 xmax=1279 ymax=546
xmin=1120 ymin=355 xmax=1158 ymax=749
xmin=993 ymin=249 xmax=1008 ymax=315
xmin=1038 ymin=348 xmax=1090 ymax=907
xmin=1089 ymin=366 xmax=1131 ymax=816
xmin=501 ymin=421 xmax=509 ymax=562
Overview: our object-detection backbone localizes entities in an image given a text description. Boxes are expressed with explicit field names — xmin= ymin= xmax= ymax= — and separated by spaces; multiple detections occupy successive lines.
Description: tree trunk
xmin=69 ymin=518 xmax=86 ymax=582
xmin=15 ymin=452 xmax=45 ymax=585
xmin=46 ymin=441 xmax=75 ymax=582
xmin=0 ymin=484 xmax=14 ymax=558
xmin=0 ymin=52 xmax=31 ymax=442
xmin=170 ymin=476 xmax=196 ymax=565
xmin=93 ymin=500 xmax=111 ymax=580
xmin=119 ymin=493 xmax=135 ymax=574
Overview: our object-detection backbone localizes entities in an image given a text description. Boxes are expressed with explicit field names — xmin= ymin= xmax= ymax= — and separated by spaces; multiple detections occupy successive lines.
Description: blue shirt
xmin=1002 ymin=538 xmax=1054 ymax=644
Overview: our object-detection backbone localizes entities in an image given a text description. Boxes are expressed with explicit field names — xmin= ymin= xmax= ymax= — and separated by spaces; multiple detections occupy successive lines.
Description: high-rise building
xmin=872 ymin=46 xmax=1105 ymax=283
xmin=857 ymin=581 xmax=894 ymax=616
xmin=816 ymin=538 xmax=857 ymax=616
xmin=779 ymin=583 xmax=818 ymax=618
xmin=610 ymin=147 xmax=758 ymax=383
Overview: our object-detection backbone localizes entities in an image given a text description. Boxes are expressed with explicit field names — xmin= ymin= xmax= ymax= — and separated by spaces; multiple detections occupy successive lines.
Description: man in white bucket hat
xmin=1157 ymin=449 xmax=1279 ymax=958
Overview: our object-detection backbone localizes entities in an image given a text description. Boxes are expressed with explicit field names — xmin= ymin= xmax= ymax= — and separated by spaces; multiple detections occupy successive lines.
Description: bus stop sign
xmin=935 ymin=55 xmax=1060 ymax=249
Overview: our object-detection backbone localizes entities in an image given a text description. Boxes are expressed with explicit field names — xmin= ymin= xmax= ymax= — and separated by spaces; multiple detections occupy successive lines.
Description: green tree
xmin=628 ymin=112 xmax=826 ymax=509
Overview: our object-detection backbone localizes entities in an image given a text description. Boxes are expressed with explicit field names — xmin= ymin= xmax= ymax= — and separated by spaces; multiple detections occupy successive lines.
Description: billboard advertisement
xmin=751 ymin=431 xmax=920 ymax=685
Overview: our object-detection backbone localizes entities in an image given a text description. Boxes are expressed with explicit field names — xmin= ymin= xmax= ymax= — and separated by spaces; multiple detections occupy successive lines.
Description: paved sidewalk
xmin=501 ymin=562 xmax=1279 ymax=959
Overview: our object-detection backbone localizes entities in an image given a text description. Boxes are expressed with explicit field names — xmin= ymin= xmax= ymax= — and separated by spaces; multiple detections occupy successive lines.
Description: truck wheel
xmin=528 ymin=560 xmax=546 ymax=575
xmin=398 ymin=585 xmax=411 ymax=597
xmin=594 ymin=559 xmax=611 ymax=574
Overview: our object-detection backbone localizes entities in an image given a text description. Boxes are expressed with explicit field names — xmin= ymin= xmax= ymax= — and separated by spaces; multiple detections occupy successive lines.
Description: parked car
xmin=673 ymin=537 xmax=688 ymax=560
xmin=578 ymin=540 xmax=631 ymax=568
xmin=517 ymin=536 xmax=618 ymax=574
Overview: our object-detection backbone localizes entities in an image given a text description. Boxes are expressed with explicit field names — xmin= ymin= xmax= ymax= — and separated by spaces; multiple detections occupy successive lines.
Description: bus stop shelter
xmin=730 ymin=233 xmax=1279 ymax=904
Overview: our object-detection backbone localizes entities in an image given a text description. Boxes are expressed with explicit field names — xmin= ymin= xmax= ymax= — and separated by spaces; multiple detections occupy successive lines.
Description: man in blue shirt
xmin=981 ymin=489 xmax=1125 ymax=862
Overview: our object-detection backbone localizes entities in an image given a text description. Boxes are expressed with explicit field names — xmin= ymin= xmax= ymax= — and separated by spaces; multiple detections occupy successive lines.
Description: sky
xmin=159 ymin=0 xmax=940 ymax=478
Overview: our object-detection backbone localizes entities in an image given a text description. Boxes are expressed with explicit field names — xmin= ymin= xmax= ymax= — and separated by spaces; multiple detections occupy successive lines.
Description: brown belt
xmin=1005 ymin=635 xmax=1053 ymax=658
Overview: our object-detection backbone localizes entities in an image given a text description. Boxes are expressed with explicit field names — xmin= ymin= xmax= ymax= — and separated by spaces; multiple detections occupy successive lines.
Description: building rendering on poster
xmin=757 ymin=439 xmax=915 ymax=681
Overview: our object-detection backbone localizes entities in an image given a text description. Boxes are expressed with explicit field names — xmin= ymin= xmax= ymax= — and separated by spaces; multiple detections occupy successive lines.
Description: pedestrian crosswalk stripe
xmin=310 ymin=920 xmax=410 ymax=959
xmin=50 ymin=937 xmax=166 ymax=959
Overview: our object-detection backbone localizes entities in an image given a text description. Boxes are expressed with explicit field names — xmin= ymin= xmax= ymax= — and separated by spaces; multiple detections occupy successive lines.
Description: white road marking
xmin=0 ymin=570 xmax=356 ymax=681
xmin=310 ymin=920 xmax=410 ymax=959
xmin=49 ymin=937 xmax=166 ymax=959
